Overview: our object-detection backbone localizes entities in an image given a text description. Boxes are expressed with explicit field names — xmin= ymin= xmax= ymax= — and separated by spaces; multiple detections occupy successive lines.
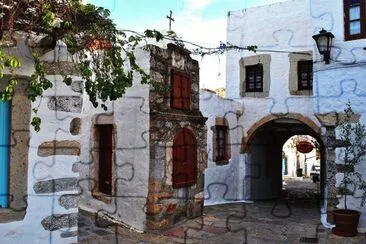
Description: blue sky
xmin=90 ymin=0 xmax=285 ymax=31
xmin=89 ymin=0 xmax=287 ymax=89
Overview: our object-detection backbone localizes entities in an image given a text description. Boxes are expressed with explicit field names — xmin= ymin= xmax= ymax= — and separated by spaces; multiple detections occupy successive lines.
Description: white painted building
xmin=0 ymin=35 xmax=208 ymax=242
xmin=201 ymin=0 xmax=366 ymax=231
xmin=312 ymin=0 xmax=366 ymax=231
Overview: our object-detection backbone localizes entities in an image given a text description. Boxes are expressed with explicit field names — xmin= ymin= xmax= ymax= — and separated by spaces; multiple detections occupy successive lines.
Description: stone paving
xmin=78 ymin=199 xmax=366 ymax=244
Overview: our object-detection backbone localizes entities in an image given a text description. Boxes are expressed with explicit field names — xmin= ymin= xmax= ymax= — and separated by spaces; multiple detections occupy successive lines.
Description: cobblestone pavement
xmin=78 ymin=199 xmax=366 ymax=244
xmin=283 ymin=176 xmax=320 ymax=199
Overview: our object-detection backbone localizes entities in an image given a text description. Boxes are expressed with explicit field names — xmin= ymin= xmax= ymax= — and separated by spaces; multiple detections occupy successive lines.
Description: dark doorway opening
xmin=246 ymin=118 xmax=325 ymax=201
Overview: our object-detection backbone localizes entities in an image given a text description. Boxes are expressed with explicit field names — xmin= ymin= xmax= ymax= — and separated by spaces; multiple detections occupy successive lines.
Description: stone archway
xmin=241 ymin=113 xmax=320 ymax=153
xmin=240 ymin=115 xmax=325 ymax=201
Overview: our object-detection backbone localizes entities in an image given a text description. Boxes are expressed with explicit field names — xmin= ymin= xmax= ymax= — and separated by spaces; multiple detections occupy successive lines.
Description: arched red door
xmin=173 ymin=128 xmax=197 ymax=188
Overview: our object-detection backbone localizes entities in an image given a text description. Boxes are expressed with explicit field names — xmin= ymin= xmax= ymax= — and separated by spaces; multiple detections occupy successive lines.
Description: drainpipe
xmin=0 ymin=102 xmax=10 ymax=208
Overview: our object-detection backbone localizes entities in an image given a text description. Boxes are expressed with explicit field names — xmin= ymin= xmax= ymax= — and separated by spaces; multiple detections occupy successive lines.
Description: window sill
xmin=241 ymin=91 xmax=269 ymax=98
xmin=345 ymin=34 xmax=366 ymax=41
xmin=0 ymin=208 xmax=26 ymax=223
xmin=173 ymin=181 xmax=196 ymax=189
xmin=214 ymin=159 xmax=230 ymax=166
xmin=92 ymin=191 xmax=113 ymax=204
xmin=290 ymin=90 xmax=313 ymax=96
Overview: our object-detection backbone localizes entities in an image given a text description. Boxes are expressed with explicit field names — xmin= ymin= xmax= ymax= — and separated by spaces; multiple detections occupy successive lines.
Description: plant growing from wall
xmin=332 ymin=102 xmax=366 ymax=237
xmin=0 ymin=1 xmax=263 ymax=131
xmin=0 ymin=0 xmax=164 ymax=131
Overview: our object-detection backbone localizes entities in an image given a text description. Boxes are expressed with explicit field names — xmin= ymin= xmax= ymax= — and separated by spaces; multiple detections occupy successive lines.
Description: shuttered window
xmin=97 ymin=125 xmax=113 ymax=195
xmin=344 ymin=0 xmax=366 ymax=40
xmin=297 ymin=61 xmax=313 ymax=90
xmin=173 ymin=128 xmax=197 ymax=188
xmin=245 ymin=64 xmax=263 ymax=92
xmin=171 ymin=71 xmax=191 ymax=110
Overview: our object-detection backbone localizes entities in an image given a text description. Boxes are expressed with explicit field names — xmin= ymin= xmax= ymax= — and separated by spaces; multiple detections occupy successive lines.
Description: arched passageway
xmin=244 ymin=118 xmax=325 ymax=201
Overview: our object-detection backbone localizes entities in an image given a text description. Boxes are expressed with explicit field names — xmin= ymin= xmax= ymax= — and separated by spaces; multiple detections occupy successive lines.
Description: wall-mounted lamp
xmin=312 ymin=29 xmax=334 ymax=64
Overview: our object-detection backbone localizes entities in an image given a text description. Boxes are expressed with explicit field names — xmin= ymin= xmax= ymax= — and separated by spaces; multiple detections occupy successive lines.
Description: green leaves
xmin=338 ymin=102 xmax=366 ymax=209
xmin=27 ymin=52 xmax=53 ymax=102
xmin=4 ymin=57 xmax=21 ymax=68
xmin=0 ymin=49 xmax=21 ymax=102
xmin=31 ymin=116 xmax=42 ymax=132
xmin=0 ymin=1 xmax=167 ymax=131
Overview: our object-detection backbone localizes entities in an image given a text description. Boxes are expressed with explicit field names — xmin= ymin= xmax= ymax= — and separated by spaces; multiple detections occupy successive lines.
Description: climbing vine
xmin=0 ymin=0 xmax=272 ymax=131
xmin=0 ymin=0 xmax=163 ymax=131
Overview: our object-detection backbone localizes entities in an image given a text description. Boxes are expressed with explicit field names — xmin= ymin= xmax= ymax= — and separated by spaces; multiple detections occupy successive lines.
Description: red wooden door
xmin=98 ymin=125 xmax=113 ymax=194
xmin=173 ymin=128 xmax=197 ymax=188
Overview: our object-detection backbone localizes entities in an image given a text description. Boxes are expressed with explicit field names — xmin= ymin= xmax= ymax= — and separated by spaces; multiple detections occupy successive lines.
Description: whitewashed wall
xmin=0 ymin=38 xmax=79 ymax=244
xmin=78 ymin=47 xmax=151 ymax=231
xmin=226 ymin=0 xmax=319 ymax=137
xmin=312 ymin=0 xmax=366 ymax=232
xmin=199 ymin=90 xmax=243 ymax=204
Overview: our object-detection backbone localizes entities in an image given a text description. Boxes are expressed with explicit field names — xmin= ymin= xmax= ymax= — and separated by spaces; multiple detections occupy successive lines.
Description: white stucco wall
xmin=226 ymin=0 xmax=319 ymax=136
xmin=199 ymin=90 xmax=243 ymax=205
xmin=218 ymin=0 xmax=322 ymax=202
xmin=0 ymin=42 xmax=79 ymax=244
xmin=78 ymin=47 xmax=151 ymax=231
xmin=312 ymin=0 xmax=366 ymax=232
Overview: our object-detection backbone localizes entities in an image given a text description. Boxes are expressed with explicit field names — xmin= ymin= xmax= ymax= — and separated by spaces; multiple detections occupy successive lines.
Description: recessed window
xmin=212 ymin=118 xmax=231 ymax=164
xmin=97 ymin=124 xmax=113 ymax=195
xmin=215 ymin=126 xmax=229 ymax=161
xmin=171 ymin=70 xmax=191 ymax=110
xmin=344 ymin=0 xmax=366 ymax=40
xmin=297 ymin=61 xmax=313 ymax=90
xmin=245 ymin=64 xmax=263 ymax=92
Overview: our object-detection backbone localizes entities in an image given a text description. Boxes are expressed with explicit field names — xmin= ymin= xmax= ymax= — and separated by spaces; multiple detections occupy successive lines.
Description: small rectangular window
xmin=97 ymin=125 xmax=113 ymax=195
xmin=245 ymin=64 xmax=263 ymax=92
xmin=297 ymin=61 xmax=313 ymax=91
xmin=171 ymin=70 xmax=191 ymax=110
xmin=344 ymin=0 xmax=366 ymax=40
xmin=216 ymin=126 xmax=227 ymax=161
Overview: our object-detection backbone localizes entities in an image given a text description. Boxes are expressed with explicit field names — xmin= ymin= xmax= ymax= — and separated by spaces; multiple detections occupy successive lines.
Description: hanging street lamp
xmin=312 ymin=29 xmax=334 ymax=64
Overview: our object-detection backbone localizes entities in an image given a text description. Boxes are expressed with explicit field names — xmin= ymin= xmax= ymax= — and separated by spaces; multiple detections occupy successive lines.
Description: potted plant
xmin=332 ymin=102 xmax=366 ymax=237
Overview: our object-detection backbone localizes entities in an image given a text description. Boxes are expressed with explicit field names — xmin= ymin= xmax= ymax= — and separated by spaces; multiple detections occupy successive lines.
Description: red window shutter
xmin=98 ymin=125 xmax=113 ymax=194
xmin=172 ymin=72 xmax=183 ymax=109
xmin=182 ymin=76 xmax=191 ymax=109
xmin=171 ymin=71 xmax=191 ymax=110
xmin=173 ymin=128 xmax=197 ymax=188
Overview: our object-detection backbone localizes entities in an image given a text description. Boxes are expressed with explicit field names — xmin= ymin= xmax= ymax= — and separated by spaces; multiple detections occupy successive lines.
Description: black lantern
xmin=312 ymin=29 xmax=334 ymax=64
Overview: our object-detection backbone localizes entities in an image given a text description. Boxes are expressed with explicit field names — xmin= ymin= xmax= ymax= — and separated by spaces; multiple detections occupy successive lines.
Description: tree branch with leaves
xmin=0 ymin=0 xmax=164 ymax=131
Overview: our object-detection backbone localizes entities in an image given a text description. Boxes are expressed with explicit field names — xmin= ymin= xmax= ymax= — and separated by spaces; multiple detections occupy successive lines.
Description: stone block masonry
xmin=147 ymin=44 xmax=207 ymax=230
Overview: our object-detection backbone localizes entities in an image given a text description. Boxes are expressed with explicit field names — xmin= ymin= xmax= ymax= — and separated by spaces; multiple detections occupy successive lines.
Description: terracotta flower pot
xmin=332 ymin=209 xmax=360 ymax=237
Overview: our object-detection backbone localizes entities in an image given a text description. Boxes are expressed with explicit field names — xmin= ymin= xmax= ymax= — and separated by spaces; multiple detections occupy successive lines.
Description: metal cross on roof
xmin=166 ymin=10 xmax=175 ymax=31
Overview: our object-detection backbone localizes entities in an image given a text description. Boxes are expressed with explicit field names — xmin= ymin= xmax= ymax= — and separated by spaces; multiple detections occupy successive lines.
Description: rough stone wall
xmin=146 ymin=44 xmax=207 ymax=229
xmin=0 ymin=37 xmax=80 ymax=244
xmin=312 ymin=0 xmax=366 ymax=232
